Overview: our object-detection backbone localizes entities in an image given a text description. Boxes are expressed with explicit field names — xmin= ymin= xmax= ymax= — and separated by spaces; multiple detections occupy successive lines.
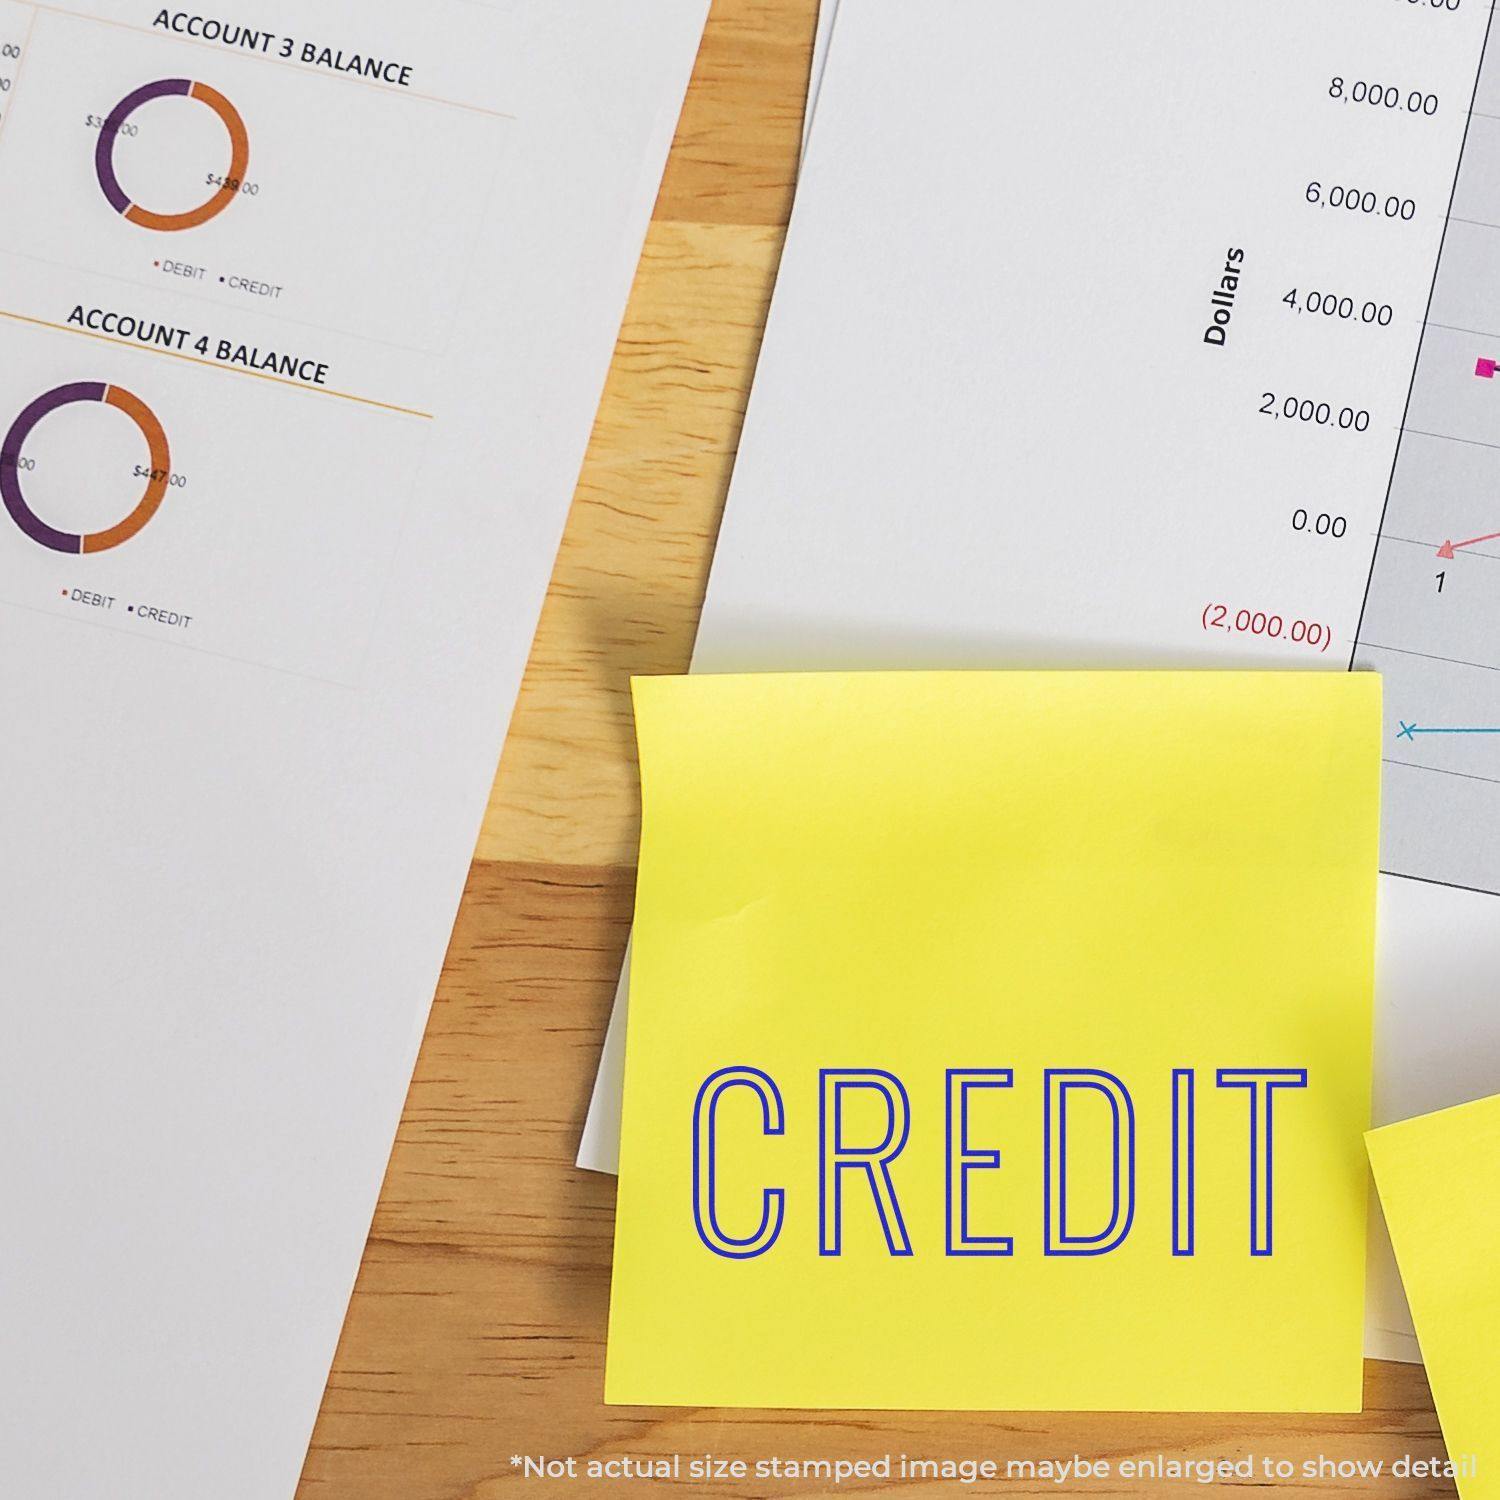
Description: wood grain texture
xmin=475 ymin=217 xmax=784 ymax=869
xmin=298 ymin=2 xmax=1455 ymax=1495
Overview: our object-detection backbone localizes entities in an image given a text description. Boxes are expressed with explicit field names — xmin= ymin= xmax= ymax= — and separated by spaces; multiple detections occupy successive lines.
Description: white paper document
xmin=0 ymin=1 xmax=706 ymax=1494
xmin=801 ymin=0 xmax=838 ymax=159
xmin=581 ymin=0 xmax=1500 ymax=1364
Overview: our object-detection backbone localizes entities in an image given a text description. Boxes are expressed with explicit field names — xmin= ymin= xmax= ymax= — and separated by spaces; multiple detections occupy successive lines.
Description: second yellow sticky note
xmin=1368 ymin=1094 xmax=1500 ymax=1498
xmin=608 ymin=672 xmax=1381 ymax=1411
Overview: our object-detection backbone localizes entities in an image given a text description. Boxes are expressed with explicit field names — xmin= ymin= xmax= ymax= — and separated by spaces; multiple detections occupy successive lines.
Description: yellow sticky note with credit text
xmin=1367 ymin=1095 xmax=1500 ymax=1498
xmin=607 ymin=672 xmax=1381 ymax=1411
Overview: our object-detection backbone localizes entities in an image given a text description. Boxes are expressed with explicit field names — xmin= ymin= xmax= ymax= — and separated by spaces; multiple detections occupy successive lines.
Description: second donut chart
xmin=0 ymin=381 xmax=172 ymax=554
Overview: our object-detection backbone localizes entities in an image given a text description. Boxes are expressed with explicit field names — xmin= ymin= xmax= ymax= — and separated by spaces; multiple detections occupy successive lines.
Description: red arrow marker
xmin=1437 ymin=531 xmax=1500 ymax=560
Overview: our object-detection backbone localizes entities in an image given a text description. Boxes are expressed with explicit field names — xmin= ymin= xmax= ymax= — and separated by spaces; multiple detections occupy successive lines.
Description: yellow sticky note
xmin=607 ymin=672 xmax=1381 ymax=1411
xmin=1367 ymin=1096 xmax=1500 ymax=1495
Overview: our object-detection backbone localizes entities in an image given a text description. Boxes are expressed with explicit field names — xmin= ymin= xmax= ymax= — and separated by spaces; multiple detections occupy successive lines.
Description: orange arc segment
xmin=83 ymin=385 xmax=171 ymax=553
xmin=122 ymin=82 xmax=250 ymax=232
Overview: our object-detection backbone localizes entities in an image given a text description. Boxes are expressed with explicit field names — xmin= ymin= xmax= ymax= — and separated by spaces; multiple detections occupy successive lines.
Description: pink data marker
xmin=1476 ymin=358 xmax=1498 ymax=379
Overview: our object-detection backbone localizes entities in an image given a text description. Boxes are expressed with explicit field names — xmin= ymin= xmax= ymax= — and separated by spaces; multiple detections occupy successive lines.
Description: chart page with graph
xmin=0 ymin=1 xmax=710 ymax=1497
xmin=581 ymin=0 xmax=1500 ymax=1361
xmin=1352 ymin=41 xmax=1500 ymax=899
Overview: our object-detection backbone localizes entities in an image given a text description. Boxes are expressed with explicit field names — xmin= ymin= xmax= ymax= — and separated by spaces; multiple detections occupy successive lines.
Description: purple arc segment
xmin=1 ymin=383 xmax=109 ymax=554
xmin=95 ymin=78 xmax=192 ymax=217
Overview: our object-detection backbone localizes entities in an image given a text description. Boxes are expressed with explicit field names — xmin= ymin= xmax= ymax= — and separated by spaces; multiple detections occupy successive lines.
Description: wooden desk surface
xmin=297 ymin=4 xmax=1453 ymax=1495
